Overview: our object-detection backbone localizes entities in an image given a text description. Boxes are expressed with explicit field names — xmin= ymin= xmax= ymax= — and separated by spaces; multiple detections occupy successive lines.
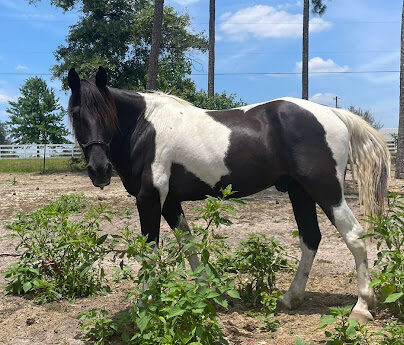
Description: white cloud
xmin=0 ymin=94 xmax=13 ymax=104
xmin=15 ymin=65 xmax=28 ymax=70
xmin=277 ymin=1 xmax=302 ymax=10
xmin=172 ymin=0 xmax=199 ymax=5
xmin=359 ymin=52 xmax=399 ymax=84
xmin=296 ymin=57 xmax=349 ymax=74
xmin=219 ymin=5 xmax=331 ymax=41
xmin=310 ymin=93 xmax=339 ymax=106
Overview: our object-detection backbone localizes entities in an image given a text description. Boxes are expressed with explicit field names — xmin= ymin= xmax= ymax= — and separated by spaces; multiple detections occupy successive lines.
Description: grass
xmin=0 ymin=158 xmax=83 ymax=173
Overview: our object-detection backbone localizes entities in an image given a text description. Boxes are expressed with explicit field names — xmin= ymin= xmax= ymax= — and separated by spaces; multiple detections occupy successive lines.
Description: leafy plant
xmin=68 ymin=155 xmax=86 ymax=171
xmin=81 ymin=186 xmax=242 ymax=344
xmin=363 ymin=192 xmax=404 ymax=319
xmin=258 ymin=290 xmax=282 ymax=332
xmin=376 ymin=321 xmax=404 ymax=345
xmin=297 ymin=309 xmax=404 ymax=345
xmin=79 ymin=308 xmax=118 ymax=345
xmin=4 ymin=194 xmax=114 ymax=303
xmin=317 ymin=305 xmax=371 ymax=345
xmin=221 ymin=233 xmax=290 ymax=305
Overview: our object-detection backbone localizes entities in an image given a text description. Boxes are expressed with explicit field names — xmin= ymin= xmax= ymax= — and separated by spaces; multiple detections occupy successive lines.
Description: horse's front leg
xmin=162 ymin=198 xmax=201 ymax=272
xmin=136 ymin=188 xmax=162 ymax=245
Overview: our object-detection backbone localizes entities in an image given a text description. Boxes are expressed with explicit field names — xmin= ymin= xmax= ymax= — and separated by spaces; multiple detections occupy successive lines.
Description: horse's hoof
xmin=349 ymin=309 xmax=373 ymax=324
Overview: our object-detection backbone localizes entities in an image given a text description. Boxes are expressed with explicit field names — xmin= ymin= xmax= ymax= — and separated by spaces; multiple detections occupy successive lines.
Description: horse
xmin=67 ymin=66 xmax=390 ymax=323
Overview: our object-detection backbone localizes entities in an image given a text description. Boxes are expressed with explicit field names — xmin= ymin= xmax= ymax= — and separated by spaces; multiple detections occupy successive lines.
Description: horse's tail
xmin=331 ymin=108 xmax=390 ymax=217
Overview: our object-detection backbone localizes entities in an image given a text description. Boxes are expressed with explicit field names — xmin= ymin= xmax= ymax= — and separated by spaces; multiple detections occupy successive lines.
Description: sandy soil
xmin=0 ymin=171 xmax=402 ymax=345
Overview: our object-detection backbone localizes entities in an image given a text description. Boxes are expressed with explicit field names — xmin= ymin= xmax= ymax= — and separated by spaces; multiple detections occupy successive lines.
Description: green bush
xmin=363 ymin=192 xmax=403 ymax=319
xmin=317 ymin=306 xmax=370 ymax=345
xmin=296 ymin=306 xmax=404 ymax=345
xmin=4 ymin=194 xmax=114 ymax=303
xmin=80 ymin=187 xmax=242 ymax=345
xmin=220 ymin=233 xmax=290 ymax=305
xmin=68 ymin=154 xmax=87 ymax=171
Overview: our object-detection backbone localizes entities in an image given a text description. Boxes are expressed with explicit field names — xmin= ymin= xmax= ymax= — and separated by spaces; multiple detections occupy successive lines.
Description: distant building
xmin=378 ymin=128 xmax=398 ymax=153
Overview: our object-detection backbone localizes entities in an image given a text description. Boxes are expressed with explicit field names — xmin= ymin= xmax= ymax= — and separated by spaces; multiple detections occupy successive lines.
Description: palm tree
xmin=396 ymin=0 xmax=404 ymax=179
xmin=147 ymin=0 xmax=165 ymax=90
xmin=208 ymin=0 xmax=215 ymax=98
xmin=302 ymin=0 xmax=327 ymax=100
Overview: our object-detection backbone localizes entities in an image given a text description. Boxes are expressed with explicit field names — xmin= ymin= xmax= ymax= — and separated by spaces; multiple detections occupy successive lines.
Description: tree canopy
xmin=6 ymin=77 xmax=69 ymax=144
xmin=311 ymin=0 xmax=328 ymax=15
xmin=28 ymin=0 xmax=244 ymax=109
xmin=47 ymin=0 xmax=207 ymax=94
xmin=0 ymin=121 xmax=10 ymax=145
xmin=348 ymin=105 xmax=383 ymax=130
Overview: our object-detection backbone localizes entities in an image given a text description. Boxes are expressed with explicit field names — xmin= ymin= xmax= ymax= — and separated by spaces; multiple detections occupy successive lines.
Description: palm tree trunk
xmin=147 ymin=0 xmax=164 ymax=90
xmin=208 ymin=0 xmax=215 ymax=98
xmin=302 ymin=0 xmax=309 ymax=100
xmin=396 ymin=1 xmax=404 ymax=179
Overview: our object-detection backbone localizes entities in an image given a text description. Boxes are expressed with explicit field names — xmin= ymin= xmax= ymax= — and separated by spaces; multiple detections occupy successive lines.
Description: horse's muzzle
xmin=87 ymin=162 xmax=112 ymax=189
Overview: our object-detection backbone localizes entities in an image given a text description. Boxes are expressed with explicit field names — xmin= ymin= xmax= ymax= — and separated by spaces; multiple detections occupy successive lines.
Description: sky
xmin=0 ymin=0 xmax=402 ymax=132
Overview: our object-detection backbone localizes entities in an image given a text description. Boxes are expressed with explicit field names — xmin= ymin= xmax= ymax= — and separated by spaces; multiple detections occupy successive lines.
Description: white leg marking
xmin=282 ymin=238 xmax=316 ymax=309
xmin=332 ymin=200 xmax=375 ymax=321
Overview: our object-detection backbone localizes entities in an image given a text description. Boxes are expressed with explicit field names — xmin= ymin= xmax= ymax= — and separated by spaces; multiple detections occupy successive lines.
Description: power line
xmin=0 ymin=49 xmax=398 ymax=55
xmin=0 ymin=70 xmax=399 ymax=77
xmin=0 ymin=17 xmax=400 ymax=24
xmin=194 ymin=71 xmax=400 ymax=76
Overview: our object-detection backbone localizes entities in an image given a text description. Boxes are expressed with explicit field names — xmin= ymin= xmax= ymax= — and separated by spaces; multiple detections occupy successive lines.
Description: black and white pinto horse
xmin=68 ymin=67 xmax=390 ymax=322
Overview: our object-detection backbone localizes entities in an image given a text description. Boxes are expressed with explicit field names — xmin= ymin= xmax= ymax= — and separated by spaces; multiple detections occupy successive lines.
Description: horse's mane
xmin=70 ymin=79 xmax=118 ymax=131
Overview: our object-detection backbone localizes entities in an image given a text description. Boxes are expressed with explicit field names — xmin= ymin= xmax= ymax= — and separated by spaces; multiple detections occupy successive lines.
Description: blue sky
xmin=0 ymin=0 xmax=401 ymax=132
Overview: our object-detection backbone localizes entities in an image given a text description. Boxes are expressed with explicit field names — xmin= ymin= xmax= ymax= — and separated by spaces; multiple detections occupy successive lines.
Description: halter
xmin=80 ymin=139 xmax=111 ymax=151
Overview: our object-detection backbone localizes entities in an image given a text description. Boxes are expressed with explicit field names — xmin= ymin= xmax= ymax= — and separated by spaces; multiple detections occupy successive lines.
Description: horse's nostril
xmin=87 ymin=164 xmax=96 ymax=176
xmin=106 ymin=163 xmax=112 ymax=175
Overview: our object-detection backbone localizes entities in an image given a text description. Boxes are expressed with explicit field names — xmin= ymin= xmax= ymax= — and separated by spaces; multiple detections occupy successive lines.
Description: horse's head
xmin=68 ymin=67 xmax=118 ymax=189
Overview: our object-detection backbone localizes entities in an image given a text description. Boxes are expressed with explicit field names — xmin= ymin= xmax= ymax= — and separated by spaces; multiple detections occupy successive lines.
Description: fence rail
xmin=0 ymin=144 xmax=82 ymax=159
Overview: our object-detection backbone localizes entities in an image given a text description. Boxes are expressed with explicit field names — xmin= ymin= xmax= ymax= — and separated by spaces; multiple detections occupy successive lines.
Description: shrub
xmin=221 ymin=233 xmax=290 ymax=305
xmin=363 ymin=192 xmax=403 ymax=319
xmin=376 ymin=321 xmax=404 ymax=345
xmin=4 ymin=194 xmax=114 ymax=303
xmin=317 ymin=306 xmax=370 ymax=345
xmin=80 ymin=186 xmax=242 ymax=345
xmin=296 ymin=308 xmax=404 ymax=345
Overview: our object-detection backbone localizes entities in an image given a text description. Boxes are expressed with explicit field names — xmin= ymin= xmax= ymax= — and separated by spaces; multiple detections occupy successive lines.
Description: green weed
xmin=4 ymin=194 xmax=114 ymax=303
xmin=363 ymin=192 xmax=403 ymax=319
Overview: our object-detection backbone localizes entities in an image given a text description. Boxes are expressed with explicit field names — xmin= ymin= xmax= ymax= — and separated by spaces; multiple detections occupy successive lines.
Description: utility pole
xmin=208 ymin=0 xmax=215 ymax=98
xmin=335 ymin=96 xmax=339 ymax=108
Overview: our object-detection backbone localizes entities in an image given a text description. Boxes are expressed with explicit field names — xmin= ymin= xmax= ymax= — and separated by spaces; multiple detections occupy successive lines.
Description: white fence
xmin=0 ymin=144 xmax=82 ymax=159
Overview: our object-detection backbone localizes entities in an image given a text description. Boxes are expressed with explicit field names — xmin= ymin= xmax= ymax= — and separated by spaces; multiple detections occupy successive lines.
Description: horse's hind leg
xmin=280 ymin=179 xmax=321 ymax=309
xmin=324 ymin=200 xmax=376 ymax=322
xmin=305 ymin=175 xmax=375 ymax=322
xmin=162 ymin=198 xmax=201 ymax=271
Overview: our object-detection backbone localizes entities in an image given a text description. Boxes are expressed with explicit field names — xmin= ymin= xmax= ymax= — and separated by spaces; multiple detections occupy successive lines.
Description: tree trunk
xmin=302 ymin=0 xmax=309 ymax=100
xmin=208 ymin=0 xmax=215 ymax=98
xmin=396 ymin=1 xmax=404 ymax=179
xmin=147 ymin=0 xmax=164 ymax=90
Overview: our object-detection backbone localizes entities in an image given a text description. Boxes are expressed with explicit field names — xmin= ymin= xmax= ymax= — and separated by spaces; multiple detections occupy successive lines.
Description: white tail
xmin=331 ymin=108 xmax=390 ymax=217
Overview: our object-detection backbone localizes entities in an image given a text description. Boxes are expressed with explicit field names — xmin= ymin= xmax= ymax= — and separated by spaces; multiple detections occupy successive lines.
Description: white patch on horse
xmin=277 ymin=97 xmax=350 ymax=188
xmin=332 ymin=200 xmax=375 ymax=320
xmin=282 ymin=238 xmax=316 ymax=309
xmin=140 ymin=93 xmax=231 ymax=206
xmin=238 ymin=101 xmax=269 ymax=113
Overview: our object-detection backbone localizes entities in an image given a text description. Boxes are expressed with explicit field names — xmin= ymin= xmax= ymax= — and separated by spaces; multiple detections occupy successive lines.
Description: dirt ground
xmin=0 ymin=171 xmax=403 ymax=345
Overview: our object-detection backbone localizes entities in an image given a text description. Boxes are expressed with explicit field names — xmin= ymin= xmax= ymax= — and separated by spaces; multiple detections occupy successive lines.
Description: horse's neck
xmin=109 ymin=89 xmax=146 ymax=190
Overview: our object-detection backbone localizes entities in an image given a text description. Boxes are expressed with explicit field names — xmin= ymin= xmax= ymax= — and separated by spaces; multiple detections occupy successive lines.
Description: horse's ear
xmin=96 ymin=66 xmax=108 ymax=88
xmin=68 ymin=68 xmax=80 ymax=91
